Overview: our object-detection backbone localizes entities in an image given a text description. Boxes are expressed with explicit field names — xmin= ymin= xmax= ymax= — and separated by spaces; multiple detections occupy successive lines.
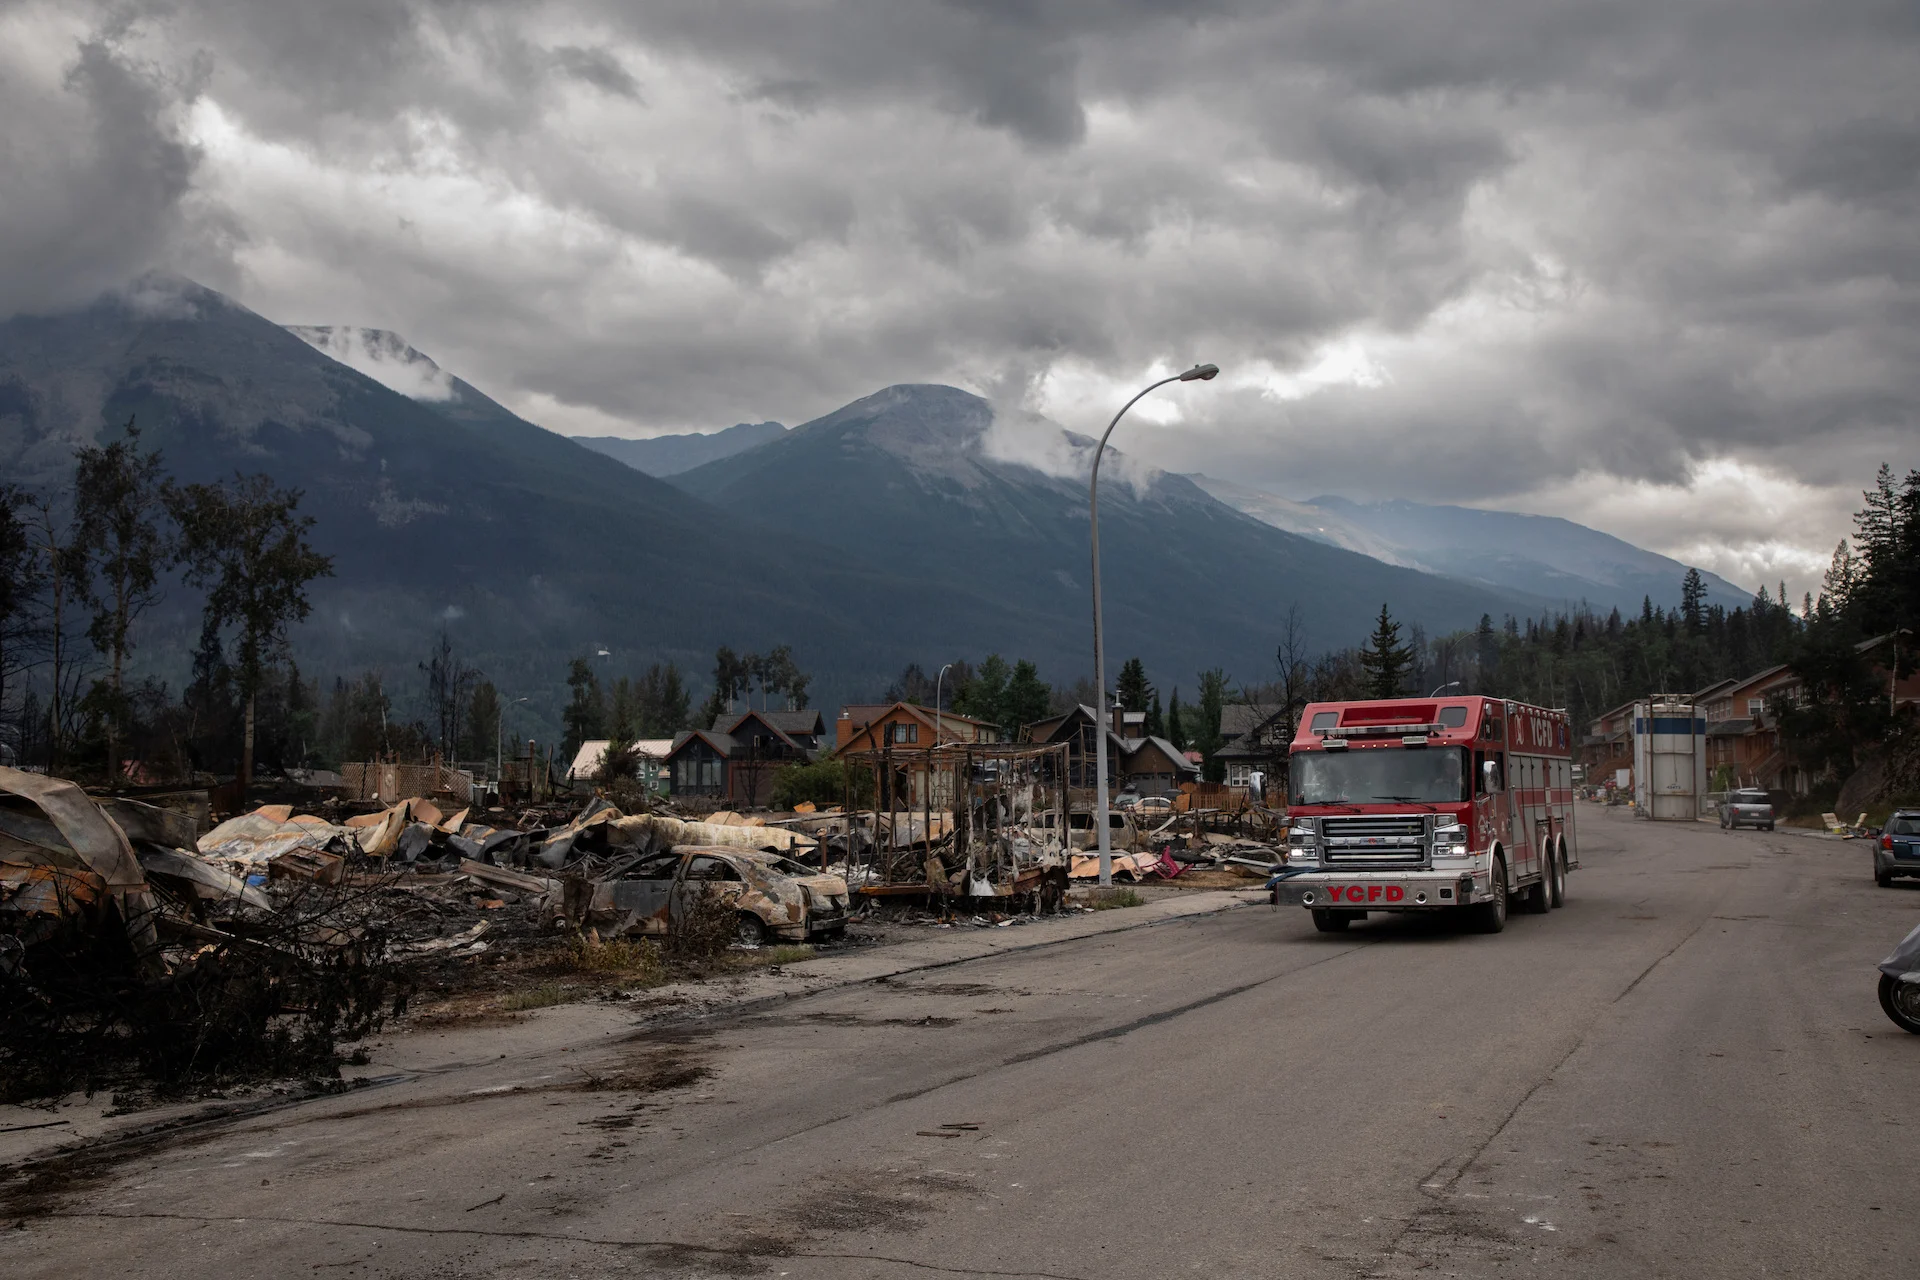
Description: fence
xmin=341 ymin=760 xmax=476 ymax=804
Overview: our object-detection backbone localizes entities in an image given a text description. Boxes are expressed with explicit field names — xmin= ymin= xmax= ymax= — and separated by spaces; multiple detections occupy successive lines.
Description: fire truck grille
xmin=1320 ymin=815 xmax=1428 ymax=865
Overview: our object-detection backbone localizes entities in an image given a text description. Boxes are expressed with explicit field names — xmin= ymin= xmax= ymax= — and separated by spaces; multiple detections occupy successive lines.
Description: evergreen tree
xmin=1115 ymin=657 xmax=1152 ymax=715
xmin=698 ymin=646 xmax=750 ymax=727
xmin=562 ymin=656 xmax=607 ymax=759
xmin=609 ymin=676 xmax=638 ymax=740
xmin=1165 ymin=687 xmax=1187 ymax=752
xmin=1145 ymin=689 xmax=1165 ymax=740
xmin=1680 ymin=568 xmax=1706 ymax=633
xmin=1358 ymin=604 xmax=1415 ymax=698
xmin=955 ymin=654 xmax=1011 ymax=732
xmin=637 ymin=662 xmax=691 ymax=735
xmin=462 ymin=681 xmax=501 ymax=760
xmin=1194 ymin=668 xmax=1228 ymax=782
xmin=1002 ymin=660 xmax=1051 ymax=734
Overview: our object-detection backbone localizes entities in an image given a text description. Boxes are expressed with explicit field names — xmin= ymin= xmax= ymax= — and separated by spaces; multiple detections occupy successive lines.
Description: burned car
xmin=600 ymin=845 xmax=849 ymax=944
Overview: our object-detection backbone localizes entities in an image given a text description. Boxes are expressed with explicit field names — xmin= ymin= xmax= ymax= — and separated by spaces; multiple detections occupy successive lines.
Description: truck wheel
xmin=1469 ymin=857 xmax=1508 ymax=934
xmin=1523 ymin=869 xmax=1551 ymax=914
xmin=1549 ymin=845 xmax=1567 ymax=908
xmin=1311 ymin=909 xmax=1351 ymax=933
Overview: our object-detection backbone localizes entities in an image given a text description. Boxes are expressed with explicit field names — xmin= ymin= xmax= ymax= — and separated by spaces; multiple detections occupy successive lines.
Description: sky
xmin=4 ymin=1 xmax=1917 ymax=601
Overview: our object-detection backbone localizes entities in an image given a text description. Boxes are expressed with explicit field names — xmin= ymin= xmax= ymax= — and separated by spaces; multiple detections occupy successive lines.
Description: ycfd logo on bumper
xmin=1327 ymin=884 xmax=1404 ymax=903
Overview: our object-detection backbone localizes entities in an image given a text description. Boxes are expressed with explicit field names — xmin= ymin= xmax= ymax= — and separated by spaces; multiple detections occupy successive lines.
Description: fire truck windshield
xmin=1292 ymin=746 xmax=1468 ymax=806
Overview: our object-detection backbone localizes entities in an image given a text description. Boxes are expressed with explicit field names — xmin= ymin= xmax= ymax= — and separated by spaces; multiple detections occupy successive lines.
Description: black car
xmin=1876 ymin=811 xmax=1920 ymax=888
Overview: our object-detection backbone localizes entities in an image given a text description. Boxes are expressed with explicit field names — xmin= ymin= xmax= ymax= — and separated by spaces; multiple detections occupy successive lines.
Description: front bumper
xmin=1272 ymin=868 xmax=1488 ymax=911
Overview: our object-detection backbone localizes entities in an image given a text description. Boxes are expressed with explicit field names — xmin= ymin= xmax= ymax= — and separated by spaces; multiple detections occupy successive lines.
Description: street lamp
xmin=1090 ymin=363 xmax=1220 ymax=886
xmin=1430 ymin=681 xmax=1462 ymax=697
xmin=934 ymin=662 xmax=954 ymax=746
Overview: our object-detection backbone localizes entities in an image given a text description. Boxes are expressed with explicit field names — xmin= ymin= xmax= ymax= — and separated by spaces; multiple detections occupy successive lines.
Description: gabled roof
xmin=712 ymin=708 xmax=825 ymax=738
xmin=715 ymin=709 xmax=807 ymax=752
xmin=1119 ymin=735 xmax=1201 ymax=776
xmin=668 ymin=729 xmax=739 ymax=759
xmin=831 ymin=701 xmax=997 ymax=756
xmin=1219 ymin=703 xmax=1285 ymax=740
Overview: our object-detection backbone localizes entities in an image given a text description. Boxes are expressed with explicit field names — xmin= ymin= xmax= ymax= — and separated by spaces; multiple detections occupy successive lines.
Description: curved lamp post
xmin=1090 ymin=363 xmax=1220 ymax=885
xmin=1430 ymin=681 xmax=1462 ymax=697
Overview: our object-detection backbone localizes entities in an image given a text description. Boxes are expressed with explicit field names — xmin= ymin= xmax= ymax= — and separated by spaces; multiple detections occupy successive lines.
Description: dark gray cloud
xmin=3 ymin=0 xmax=1917 ymax=593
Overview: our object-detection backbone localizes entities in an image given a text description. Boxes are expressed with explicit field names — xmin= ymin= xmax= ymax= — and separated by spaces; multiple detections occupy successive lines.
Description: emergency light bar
xmin=1318 ymin=722 xmax=1447 ymax=739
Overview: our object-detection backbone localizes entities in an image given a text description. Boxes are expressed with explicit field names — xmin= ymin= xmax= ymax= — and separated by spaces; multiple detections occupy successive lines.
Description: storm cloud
xmin=4 ymin=0 xmax=1917 ymax=595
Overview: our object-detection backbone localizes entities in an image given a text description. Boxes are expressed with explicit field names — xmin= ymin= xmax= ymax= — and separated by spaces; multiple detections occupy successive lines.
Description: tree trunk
xmin=242 ymin=689 xmax=256 ymax=800
xmin=108 ymin=640 xmax=123 ymax=786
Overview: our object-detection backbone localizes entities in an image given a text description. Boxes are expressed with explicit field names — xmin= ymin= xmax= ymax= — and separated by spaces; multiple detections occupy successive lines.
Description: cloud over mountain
xmin=3 ymin=1 xmax=1916 ymax=596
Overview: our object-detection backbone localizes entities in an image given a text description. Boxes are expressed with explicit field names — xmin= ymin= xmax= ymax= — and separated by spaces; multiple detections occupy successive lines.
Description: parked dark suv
xmin=1876 ymin=811 xmax=1920 ymax=888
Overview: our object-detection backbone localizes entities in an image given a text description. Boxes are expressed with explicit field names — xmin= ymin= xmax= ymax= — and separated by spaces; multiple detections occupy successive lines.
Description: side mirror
xmin=1482 ymin=760 xmax=1501 ymax=791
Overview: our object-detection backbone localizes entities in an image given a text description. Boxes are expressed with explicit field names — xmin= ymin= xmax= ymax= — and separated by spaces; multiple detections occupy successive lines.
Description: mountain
xmin=1190 ymin=475 xmax=1750 ymax=615
xmin=0 ymin=279 xmax=1033 ymax=718
xmin=573 ymin=421 xmax=788 ymax=477
xmin=670 ymin=385 xmax=1550 ymax=681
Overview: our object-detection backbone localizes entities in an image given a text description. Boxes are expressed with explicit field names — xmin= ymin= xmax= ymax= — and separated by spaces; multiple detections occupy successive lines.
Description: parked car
xmin=1875 ymin=811 xmax=1920 ymax=888
xmin=602 ymin=845 xmax=850 ymax=944
xmin=1134 ymin=795 xmax=1175 ymax=817
xmin=1718 ymin=789 xmax=1775 ymax=831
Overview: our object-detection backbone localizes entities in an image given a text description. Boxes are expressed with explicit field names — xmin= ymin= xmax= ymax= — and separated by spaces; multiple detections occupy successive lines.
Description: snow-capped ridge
xmin=287 ymin=325 xmax=456 ymax=402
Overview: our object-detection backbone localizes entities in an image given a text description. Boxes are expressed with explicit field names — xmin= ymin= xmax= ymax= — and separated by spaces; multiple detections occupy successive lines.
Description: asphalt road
xmin=6 ymin=805 xmax=1920 ymax=1279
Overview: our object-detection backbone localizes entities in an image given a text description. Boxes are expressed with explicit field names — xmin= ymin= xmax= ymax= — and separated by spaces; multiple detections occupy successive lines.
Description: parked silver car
xmin=1718 ymin=788 xmax=1775 ymax=831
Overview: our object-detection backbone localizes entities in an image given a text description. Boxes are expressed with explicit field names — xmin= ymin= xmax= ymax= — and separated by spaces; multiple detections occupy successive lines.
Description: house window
xmin=890 ymin=722 xmax=919 ymax=745
xmin=1747 ymin=698 xmax=1764 ymax=717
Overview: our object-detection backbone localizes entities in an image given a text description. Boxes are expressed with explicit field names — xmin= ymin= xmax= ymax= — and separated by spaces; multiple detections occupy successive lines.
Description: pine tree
xmin=1002 ymin=660 xmax=1051 ymax=733
xmin=1194 ymin=669 xmax=1228 ymax=782
xmin=1145 ymin=689 xmax=1165 ymax=739
xmin=1115 ymin=657 xmax=1151 ymax=714
xmin=1166 ymin=687 xmax=1187 ymax=751
xmin=1359 ymin=604 xmax=1415 ymax=698
xmin=562 ymin=657 xmax=607 ymax=759
xmin=1680 ymin=568 xmax=1706 ymax=633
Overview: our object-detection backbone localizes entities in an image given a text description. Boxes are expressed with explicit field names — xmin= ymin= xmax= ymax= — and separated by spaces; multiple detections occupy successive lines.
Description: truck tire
xmin=1469 ymin=856 xmax=1508 ymax=934
xmin=1311 ymin=909 xmax=1352 ymax=933
xmin=1548 ymin=843 xmax=1567 ymax=909
xmin=1522 ymin=868 xmax=1551 ymax=914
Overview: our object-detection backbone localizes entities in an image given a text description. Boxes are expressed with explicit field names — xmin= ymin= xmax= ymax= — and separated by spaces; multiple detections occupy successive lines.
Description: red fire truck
xmin=1269 ymin=696 xmax=1577 ymax=933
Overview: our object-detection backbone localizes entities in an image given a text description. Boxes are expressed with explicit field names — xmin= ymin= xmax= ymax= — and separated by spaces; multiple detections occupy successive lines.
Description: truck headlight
xmin=1432 ymin=823 xmax=1467 ymax=855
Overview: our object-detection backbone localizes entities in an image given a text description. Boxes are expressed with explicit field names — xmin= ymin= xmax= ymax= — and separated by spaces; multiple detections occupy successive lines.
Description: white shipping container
xmin=1632 ymin=698 xmax=1707 ymax=821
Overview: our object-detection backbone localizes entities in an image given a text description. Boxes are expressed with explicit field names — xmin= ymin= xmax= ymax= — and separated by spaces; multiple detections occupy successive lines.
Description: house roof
xmin=668 ymin=729 xmax=739 ymax=759
xmin=831 ymin=701 xmax=997 ymax=756
xmin=1120 ymin=735 xmax=1201 ymax=776
xmin=712 ymin=708 xmax=824 ymax=738
xmin=1706 ymin=718 xmax=1755 ymax=737
xmin=1219 ymin=703 xmax=1284 ymax=740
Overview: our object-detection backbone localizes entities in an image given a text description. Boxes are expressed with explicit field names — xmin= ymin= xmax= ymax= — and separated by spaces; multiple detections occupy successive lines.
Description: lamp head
xmin=1179 ymin=363 xmax=1220 ymax=382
